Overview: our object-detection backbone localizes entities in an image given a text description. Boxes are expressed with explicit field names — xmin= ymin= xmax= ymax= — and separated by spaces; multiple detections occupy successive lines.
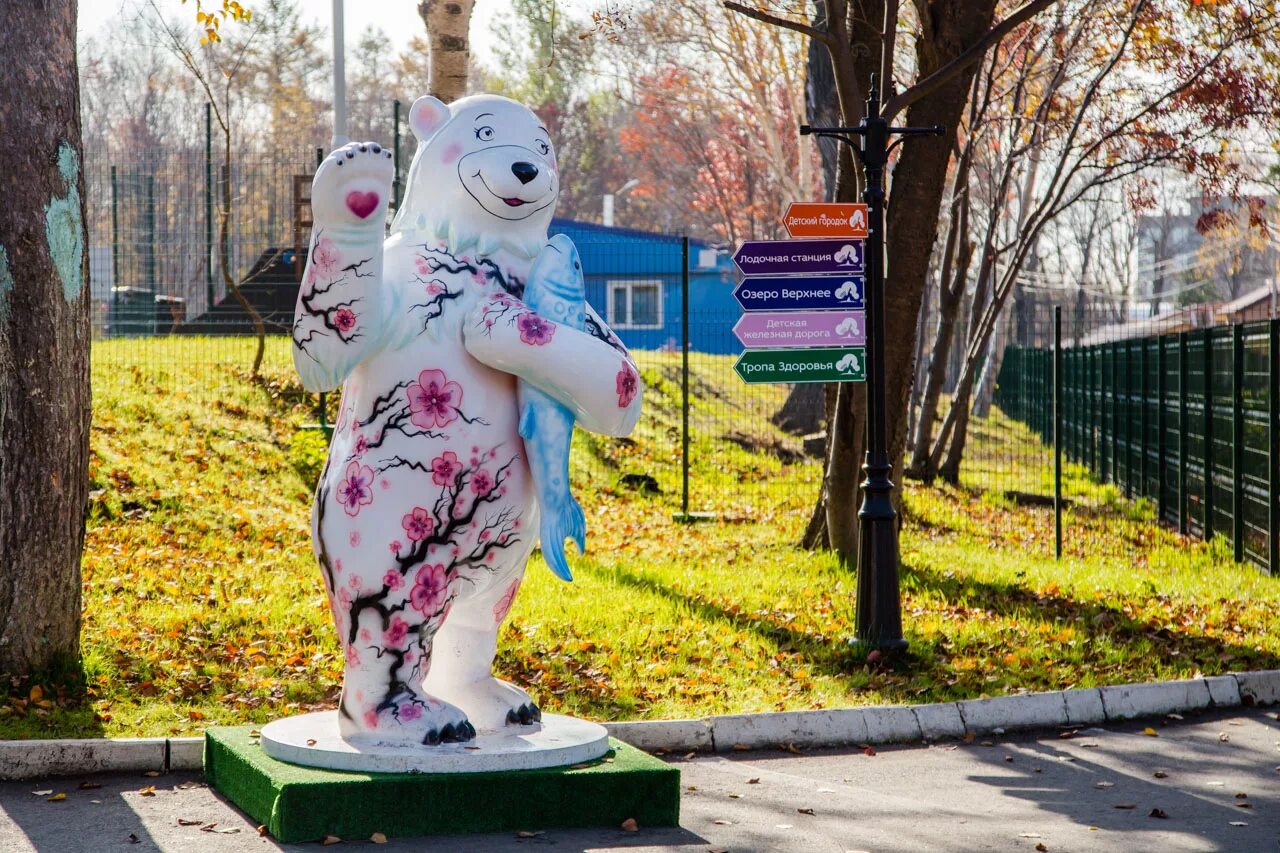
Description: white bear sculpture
xmin=289 ymin=94 xmax=642 ymax=749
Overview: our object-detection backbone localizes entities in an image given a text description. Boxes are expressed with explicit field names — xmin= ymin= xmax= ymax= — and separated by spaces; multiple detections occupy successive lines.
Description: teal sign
xmin=733 ymin=347 xmax=866 ymax=384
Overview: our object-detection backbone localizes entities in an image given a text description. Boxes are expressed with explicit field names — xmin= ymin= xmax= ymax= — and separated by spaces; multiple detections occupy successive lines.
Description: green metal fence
xmin=996 ymin=319 xmax=1280 ymax=574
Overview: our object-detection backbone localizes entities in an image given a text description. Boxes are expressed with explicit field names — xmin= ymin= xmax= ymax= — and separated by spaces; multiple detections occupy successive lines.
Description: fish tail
xmin=540 ymin=497 xmax=586 ymax=582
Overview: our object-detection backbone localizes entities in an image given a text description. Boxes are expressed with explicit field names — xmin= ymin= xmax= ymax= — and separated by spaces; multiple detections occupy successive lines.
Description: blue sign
xmin=733 ymin=276 xmax=865 ymax=312
xmin=732 ymin=239 xmax=865 ymax=276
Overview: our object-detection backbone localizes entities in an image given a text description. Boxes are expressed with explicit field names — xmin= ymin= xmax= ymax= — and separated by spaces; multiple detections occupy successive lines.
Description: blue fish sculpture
xmin=518 ymin=235 xmax=587 ymax=581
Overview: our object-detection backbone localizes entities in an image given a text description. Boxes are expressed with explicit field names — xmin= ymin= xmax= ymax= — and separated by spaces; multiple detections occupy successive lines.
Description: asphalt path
xmin=0 ymin=707 xmax=1276 ymax=852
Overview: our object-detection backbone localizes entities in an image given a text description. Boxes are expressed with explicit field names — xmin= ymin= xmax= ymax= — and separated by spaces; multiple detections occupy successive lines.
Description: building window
xmin=607 ymin=281 xmax=663 ymax=329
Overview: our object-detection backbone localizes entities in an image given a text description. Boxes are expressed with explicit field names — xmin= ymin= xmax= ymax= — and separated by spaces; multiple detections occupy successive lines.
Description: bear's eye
xmin=475 ymin=126 xmax=495 ymax=141
xmin=535 ymin=140 xmax=550 ymax=155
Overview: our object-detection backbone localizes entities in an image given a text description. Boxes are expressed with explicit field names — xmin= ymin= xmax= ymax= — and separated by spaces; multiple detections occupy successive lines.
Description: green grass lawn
xmin=5 ymin=337 xmax=1278 ymax=739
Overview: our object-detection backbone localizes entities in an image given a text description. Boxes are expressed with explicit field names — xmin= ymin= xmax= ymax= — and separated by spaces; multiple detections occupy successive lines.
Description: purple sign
xmin=733 ymin=238 xmax=865 ymax=276
xmin=733 ymin=311 xmax=865 ymax=349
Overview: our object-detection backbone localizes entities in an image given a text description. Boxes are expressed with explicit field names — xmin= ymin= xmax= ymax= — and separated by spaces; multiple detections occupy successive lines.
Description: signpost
xmin=799 ymin=75 xmax=944 ymax=654
xmin=783 ymin=202 xmax=868 ymax=239
xmin=734 ymin=347 xmax=866 ymax=384
xmin=733 ymin=311 xmax=865 ymax=349
xmin=732 ymin=276 xmax=864 ymax=312
xmin=732 ymin=238 xmax=865 ymax=276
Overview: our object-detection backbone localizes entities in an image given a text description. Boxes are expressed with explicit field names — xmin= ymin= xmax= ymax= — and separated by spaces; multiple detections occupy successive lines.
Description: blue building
xmin=549 ymin=218 xmax=739 ymax=355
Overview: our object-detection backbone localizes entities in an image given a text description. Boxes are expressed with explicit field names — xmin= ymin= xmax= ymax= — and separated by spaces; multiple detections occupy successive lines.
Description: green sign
xmin=733 ymin=346 xmax=866 ymax=384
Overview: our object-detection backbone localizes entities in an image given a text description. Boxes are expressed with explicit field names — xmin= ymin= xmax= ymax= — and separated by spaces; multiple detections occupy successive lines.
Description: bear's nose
xmin=511 ymin=162 xmax=539 ymax=185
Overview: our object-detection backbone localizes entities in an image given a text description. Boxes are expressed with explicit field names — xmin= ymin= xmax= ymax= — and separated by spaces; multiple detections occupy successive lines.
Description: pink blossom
xmin=492 ymin=578 xmax=521 ymax=624
xmin=415 ymin=256 xmax=430 ymax=274
xmin=431 ymin=451 xmax=462 ymax=486
xmin=472 ymin=268 xmax=487 ymax=284
xmin=517 ymin=312 xmax=555 ymax=346
xmin=337 ymin=461 xmax=375 ymax=516
xmin=383 ymin=570 xmax=403 ymax=590
xmin=348 ymin=531 xmax=360 ymax=547
xmin=410 ymin=563 xmax=449 ymax=615
xmin=401 ymin=506 xmax=434 ymax=541
xmin=389 ymin=539 xmax=402 ymax=554
xmin=353 ymin=434 xmax=368 ymax=457
xmin=348 ymin=573 xmax=361 ymax=589
xmin=616 ymin=362 xmax=639 ymax=408
xmin=385 ymin=616 xmax=409 ymax=647
xmin=335 ymin=558 xmax=345 ymax=573
xmin=338 ymin=587 xmax=352 ymax=608
xmin=471 ymin=469 xmax=494 ymax=496
xmin=362 ymin=709 xmax=378 ymax=729
xmin=407 ymin=369 xmax=463 ymax=429
xmin=359 ymin=628 xmax=371 ymax=641
xmin=334 ymin=307 xmax=357 ymax=333
xmin=426 ymin=280 xmax=444 ymax=296
xmin=399 ymin=702 xmax=423 ymax=722
xmin=345 ymin=645 xmax=360 ymax=665
xmin=312 ymin=237 xmax=341 ymax=274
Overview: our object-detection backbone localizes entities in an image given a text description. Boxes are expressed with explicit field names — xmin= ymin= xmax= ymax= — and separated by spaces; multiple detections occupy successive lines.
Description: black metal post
xmin=801 ymin=76 xmax=941 ymax=653
xmin=110 ymin=164 xmax=120 ymax=325
xmin=1179 ymin=331 xmax=1188 ymax=535
xmin=681 ymin=236 xmax=690 ymax=519
xmin=1232 ymin=323 xmax=1244 ymax=562
xmin=1053 ymin=306 xmax=1062 ymax=560
xmin=1204 ymin=327 xmax=1214 ymax=540
xmin=1269 ymin=319 xmax=1279 ymax=574
xmin=205 ymin=102 xmax=214 ymax=312
xmin=1157 ymin=335 xmax=1167 ymax=521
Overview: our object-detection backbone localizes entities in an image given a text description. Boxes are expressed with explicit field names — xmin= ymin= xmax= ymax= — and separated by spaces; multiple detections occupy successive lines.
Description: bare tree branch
xmin=722 ymin=1 xmax=836 ymax=47
xmin=881 ymin=0 xmax=1058 ymax=120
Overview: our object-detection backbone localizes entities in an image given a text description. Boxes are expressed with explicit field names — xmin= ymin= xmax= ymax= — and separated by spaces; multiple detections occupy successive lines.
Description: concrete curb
xmin=2 ymin=670 xmax=1276 ymax=778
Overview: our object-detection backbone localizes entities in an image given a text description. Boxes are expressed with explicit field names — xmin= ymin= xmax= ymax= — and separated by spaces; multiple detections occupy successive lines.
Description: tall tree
xmin=726 ymin=0 xmax=1055 ymax=566
xmin=419 ymin=0 xmax=476 ymax=103
xmin=0 ymin=0 xmax=91 ymax=679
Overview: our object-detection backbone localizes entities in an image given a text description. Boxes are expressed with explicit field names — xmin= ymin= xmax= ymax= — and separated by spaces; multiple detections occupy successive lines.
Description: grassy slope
xmin=4 ymin=339 xmax=1278 ymax=739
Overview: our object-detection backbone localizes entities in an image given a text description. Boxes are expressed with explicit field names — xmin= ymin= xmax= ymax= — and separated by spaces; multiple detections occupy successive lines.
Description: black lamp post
xmin=801 ymin=75 xmax=942 ymax=653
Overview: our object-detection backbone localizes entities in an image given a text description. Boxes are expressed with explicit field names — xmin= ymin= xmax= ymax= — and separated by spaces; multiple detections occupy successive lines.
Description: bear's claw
xmin=506 ymin=702 xmax=540 ymax=726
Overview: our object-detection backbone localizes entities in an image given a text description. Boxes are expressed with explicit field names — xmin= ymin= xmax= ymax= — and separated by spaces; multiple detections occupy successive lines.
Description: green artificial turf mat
xmin=204 ymin=726 xmax=680 ymax=842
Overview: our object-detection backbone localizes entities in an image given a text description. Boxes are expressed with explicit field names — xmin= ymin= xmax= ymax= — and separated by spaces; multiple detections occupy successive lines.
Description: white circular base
xmin=260 ymin=711 xmax=610 ymax=774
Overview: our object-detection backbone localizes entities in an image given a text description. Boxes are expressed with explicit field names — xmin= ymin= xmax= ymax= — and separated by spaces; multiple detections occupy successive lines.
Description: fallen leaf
xmin=797 ymin=807 xmax=815 ymax=816
xmin=620 ymin=818 xmax=638 ymax=832
xmin=306 ymin=739 xmax=317 ymax=747
xmin=1148 ymin=808 xmax=1168 ymax=819
xmin=728 ymin=793 xmax=742 ymax=799
xmin=1057 ymin=729 xmax=1076 ymax=739
xmin=732 ymin=743 xmax=749 ymax=751
xmin=46 ymin=793 xmax=66 ymax=802
xmin=1095 ymin=782 xmax=1114 ymax=789
xmin=128 ymin=833 xmax=139 ymax=844
xmin=1114 ymin=803 xmax=1136 ymax=810
xmin=143 ymin=770 xmax=161 ymax=778
xmin=1166 ymin=713 xmax=1183 ymax=720
xmin=177 ymin=818 xmax=203 ymax=826
xmin=1153 ymin=771 xmax=1168 ymax=779
xmin=371 ymin=831 xmax=388 ymax=843
xmin=713 ymin=819 xmax=732 ymax=826
xmin=683 ymin=752 xmax=695 ymax=760
xmin=257 ymin=825 xmax=268 ymax=837
xmin=863 ymin=746 xmax=876 ymax=757
xmin=78 ymin=782 xmax=102 ymax=790
xmin=514 ymin=831 xmax=544 ymax=838
xmin=1004 ymin=755 xmax=1014 ymax=763
xmin=1208 ymin=781 xmax=1226 ymax=787
xmin=1218 ymin=733 xmax=1230 ymax=743
xmin=321 ymin=835 xmax=341 ymax=845
xmin=747 ymin=778 xmax=760 ymax=784
xmin=964 ymin=731 xmax=977 ymax=743
xmin=1142 ymin=727 xmax=1158 ymax=737
xmin=1230 ymin=821 xmax=1248 ymax=826
xmin=1235 ymin=802 xmax=1252 ymax=809
xmin=1036 ymin=844 xmax=1048 ymax=852
xmin=1235 ymin=792 xmax=1248 ymax=799
xmin=139 ymin=786 xmax=156 ymax=797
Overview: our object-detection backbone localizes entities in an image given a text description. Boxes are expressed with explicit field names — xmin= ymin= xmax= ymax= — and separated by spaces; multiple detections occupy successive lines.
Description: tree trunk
xmin=772 ymin=383 xmax=825 ymax=435
xmin=0 ymin=0 xmax=90 ymax=679
xmin=419 ymin=0 xmax=475 ymax=103
xmin=971 ymin=306 xmax=1012 ymax=418
xmin=879 ymin=0 xmax=1000 ymax=515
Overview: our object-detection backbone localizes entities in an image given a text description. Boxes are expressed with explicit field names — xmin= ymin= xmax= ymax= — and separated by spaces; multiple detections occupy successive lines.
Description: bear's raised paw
xmin=312 ymin=141 xmax=394 ymax=226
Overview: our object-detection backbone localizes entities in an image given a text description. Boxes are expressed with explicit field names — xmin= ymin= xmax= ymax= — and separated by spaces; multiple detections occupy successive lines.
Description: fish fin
xmin=540 ymin=499 xmax=585 ymax=583
xmin=518 ymin=404 xmax=536 ymax=440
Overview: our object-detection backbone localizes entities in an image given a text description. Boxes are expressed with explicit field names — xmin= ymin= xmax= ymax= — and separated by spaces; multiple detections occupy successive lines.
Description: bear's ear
xmin=409 ymin=96 xmax=451 ymax=142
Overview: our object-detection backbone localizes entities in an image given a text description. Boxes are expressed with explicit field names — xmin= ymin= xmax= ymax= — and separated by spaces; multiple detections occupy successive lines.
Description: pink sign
xmin=732 ymin=310 xmax=865 ymax=349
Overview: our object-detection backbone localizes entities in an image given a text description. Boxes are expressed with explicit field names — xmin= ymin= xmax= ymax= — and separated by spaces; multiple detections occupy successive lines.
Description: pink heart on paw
xmin=346 ymin=190 xmax=380 ymax=219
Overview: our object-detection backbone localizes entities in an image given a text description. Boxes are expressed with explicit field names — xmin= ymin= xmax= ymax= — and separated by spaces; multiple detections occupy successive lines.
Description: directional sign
xmin=783 ymin=202 xmax=869 ymax=239
xmin=733 ymin=238 xmax=865 ymax=277
xmin=733 ymin=310 xmax=865 ymax=349
xmin=733 ymin=276 xmax=864 ymax=312
xmin=734 ymin=346 xmax=866 ymax=384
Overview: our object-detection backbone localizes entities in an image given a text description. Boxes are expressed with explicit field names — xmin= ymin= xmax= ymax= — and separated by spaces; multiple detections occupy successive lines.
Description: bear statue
xmin=290 ymin=94 xmax=643 ymax=747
